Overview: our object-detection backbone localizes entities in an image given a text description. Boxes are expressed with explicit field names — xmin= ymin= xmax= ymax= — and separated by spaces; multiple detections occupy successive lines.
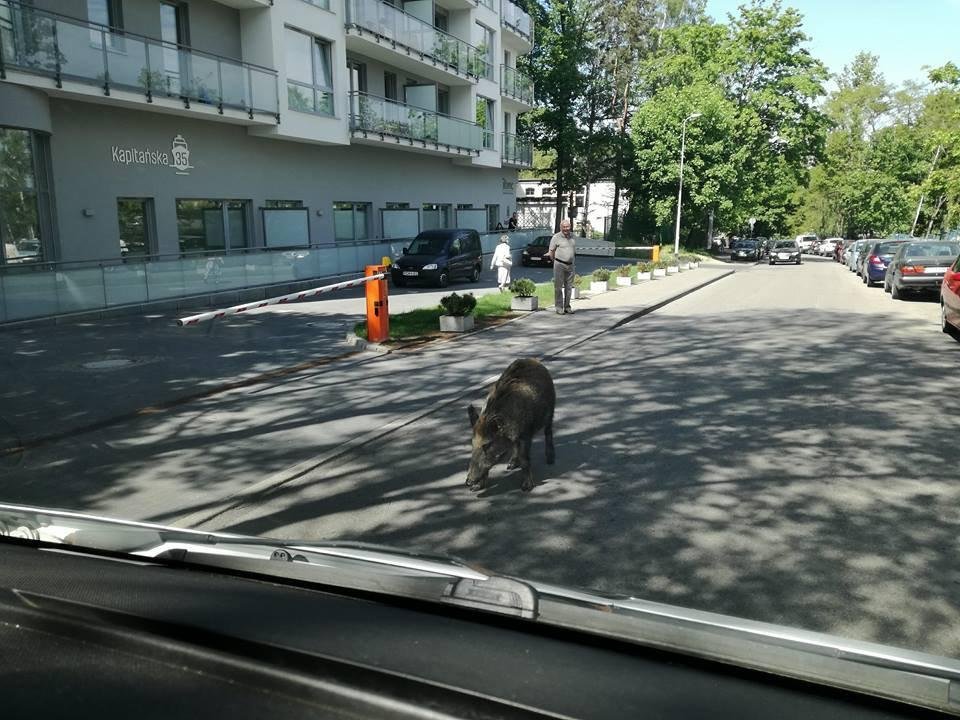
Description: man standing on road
xmin=548 ymin=219 xmax=576 ymax=315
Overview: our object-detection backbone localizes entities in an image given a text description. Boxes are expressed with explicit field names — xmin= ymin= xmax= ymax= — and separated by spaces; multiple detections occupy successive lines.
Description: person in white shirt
xmin=490 ymin=234 xmax=513 ymax=291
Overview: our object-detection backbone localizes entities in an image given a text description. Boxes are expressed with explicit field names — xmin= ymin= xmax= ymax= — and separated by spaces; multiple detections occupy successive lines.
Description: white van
xmin=795 ymin=234 xmax=818 ymax=252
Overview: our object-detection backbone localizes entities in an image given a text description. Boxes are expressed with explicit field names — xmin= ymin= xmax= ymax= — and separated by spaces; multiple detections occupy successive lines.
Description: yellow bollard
xmin=651 ymin=245 xmax=661 ymax=263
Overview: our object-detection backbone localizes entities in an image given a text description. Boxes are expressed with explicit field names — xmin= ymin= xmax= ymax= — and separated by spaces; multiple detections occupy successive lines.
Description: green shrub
xmin=637 ymin=261 xmax=655 ymax=273
xmin=653 ymin=260 xmax=669 ymax=270
xmin=509 ymin=278 xmax=537 ymax=297
xmin=439 ymin=292 xmax=477 ymax=316
xmin=591 ymin=267 xmax=611 ymax=281
xmin=617 ymin=264 xmax=634 ymax=277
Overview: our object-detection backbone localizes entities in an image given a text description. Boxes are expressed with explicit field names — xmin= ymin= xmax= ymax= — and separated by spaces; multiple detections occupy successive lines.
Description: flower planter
xmin=511 ymin=296 xmax=538 ymax=311
xmin=572 ymin=287 xmax=581 ymax=300
xmin=615 ymin=276 xmax=632 ymax=287
xmin=667 ymin=266 xmax=679 ymax=275
xmin=439 ymin=314 xmax=475 ymax=332
xmin=635 ymin=272 xmax=652 ymax=282
xmin=683 ymin=262 xmax=693 ymax=270
xmin=652 ymin=268 xmax=667 ymax=278
xmin=589 ymin=281 xmax=608 ymax=294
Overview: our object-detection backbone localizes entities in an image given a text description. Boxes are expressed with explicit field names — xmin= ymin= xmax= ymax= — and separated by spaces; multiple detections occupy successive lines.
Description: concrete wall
xmin=47 ymin=99 xmax=518 ymax=262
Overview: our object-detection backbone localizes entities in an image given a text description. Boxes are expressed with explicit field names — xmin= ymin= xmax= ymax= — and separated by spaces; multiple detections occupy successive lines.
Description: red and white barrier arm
xmin=176 ymin=273 xmax=386 ymax=327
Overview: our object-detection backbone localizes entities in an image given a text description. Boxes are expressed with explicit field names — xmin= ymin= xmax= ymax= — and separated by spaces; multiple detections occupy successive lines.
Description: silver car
xmin=845 ymin=240 xmax=867 ymax=271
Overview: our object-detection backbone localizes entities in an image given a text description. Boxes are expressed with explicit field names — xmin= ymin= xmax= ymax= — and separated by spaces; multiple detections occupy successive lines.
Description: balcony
xmin=349 ymin=91 xmax=482 ymax=156
xmin=501 ymin=132 xmax=532 ymax=167
xmin=345 ymin=0 xmax=489 ymax=85
xmin=500 ymin=0 xmax=533 ymax=50
xmin=0 ymin=0 xmax=278 ymax=124
xmin=501 ymin=64 xmax=533 ymax=108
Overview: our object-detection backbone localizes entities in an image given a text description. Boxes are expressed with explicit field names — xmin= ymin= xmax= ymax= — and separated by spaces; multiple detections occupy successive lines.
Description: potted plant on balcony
xmin=509 ymin=278 xmax=538 ymax=311
xmin=138 ymin=68 xmax=168 ymax=97
xmin=615 ymin=264 xmax=633 ymax=287
xmin=590 ymin=267 xmax=610 ymax=294
xmin=636 ymin=262 xmax=653 ymax=282
xmin=439 ymin=292 xmax=476 ymax=332
xmin=652 ymin=261 xmax=667 ymax=278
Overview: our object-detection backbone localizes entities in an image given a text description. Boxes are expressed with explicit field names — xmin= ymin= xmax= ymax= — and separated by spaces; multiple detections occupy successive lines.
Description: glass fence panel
xmin=54 ymin=267 xmax=105 ymax=313
xmin=2 ymin=270 xmax=59 ymax=320
xmin=103 ymin=264 xmax=149 ymax=306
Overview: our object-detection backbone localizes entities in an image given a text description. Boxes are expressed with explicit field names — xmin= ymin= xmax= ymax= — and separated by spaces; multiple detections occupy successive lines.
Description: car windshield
xmin=406 ymin=237 xmax=448 ymax=255
xmin=5 ymin=0 xmax=960 ymax=703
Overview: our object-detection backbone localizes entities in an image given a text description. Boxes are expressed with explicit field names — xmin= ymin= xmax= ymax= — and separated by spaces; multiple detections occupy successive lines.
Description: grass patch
xmin=355 ymin=282 xmax=557 ymax=342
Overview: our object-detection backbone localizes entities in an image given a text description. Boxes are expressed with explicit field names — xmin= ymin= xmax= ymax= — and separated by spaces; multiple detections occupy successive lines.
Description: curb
xmin=173 ymin=269 xmax=734 ymax=530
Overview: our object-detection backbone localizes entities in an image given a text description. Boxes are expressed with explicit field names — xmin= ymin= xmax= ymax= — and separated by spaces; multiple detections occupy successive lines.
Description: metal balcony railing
xmin=349 ymin=91 xmax=483 ymax=153
xmin=501 ymin=64 xmax=533 ymax=104
xmin=0 ymin=0 xmax=278 ymax=118
xmin=502 ymin=132 xmax=532 ymax=166
xmin=345 ymin=0 xmax=490 ymax=80
xmin=500 ymin=0 xmax=533 ymax=43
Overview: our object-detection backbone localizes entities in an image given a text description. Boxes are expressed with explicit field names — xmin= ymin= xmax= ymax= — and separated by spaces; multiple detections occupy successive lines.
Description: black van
xmin=390 ymin=229 xmax=483 ymax=288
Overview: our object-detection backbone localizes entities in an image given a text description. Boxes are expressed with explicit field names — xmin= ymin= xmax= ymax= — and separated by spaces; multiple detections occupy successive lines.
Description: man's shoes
xmin=556 ymin=309 xmax=564 ymax=315
xmin=564 ymin=307 xmax=574 ymax=314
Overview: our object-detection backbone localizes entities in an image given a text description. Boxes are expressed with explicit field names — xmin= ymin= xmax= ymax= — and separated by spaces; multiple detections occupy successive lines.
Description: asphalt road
xmin=6 ymin=254 xmax=960 ymax=657
xmin=211 ymin=255 xmax=960 ymax=657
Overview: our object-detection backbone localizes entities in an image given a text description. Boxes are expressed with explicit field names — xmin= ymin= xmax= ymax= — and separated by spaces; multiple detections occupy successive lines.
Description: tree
xmin=626 ymin=0 xmax=828 ymax=243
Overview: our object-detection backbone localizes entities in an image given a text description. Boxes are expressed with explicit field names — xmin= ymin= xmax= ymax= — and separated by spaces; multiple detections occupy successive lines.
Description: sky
xmin=706 ymin=0 xmax=960 ymax=88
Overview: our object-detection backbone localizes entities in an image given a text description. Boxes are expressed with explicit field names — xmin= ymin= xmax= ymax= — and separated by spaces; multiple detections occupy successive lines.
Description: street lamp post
xmin=673 ymin=112 xmax=702 ymax=256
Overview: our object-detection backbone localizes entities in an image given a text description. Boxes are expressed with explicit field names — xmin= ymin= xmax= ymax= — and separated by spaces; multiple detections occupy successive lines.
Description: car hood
xmin=524 ymin=245 xmax=548 ymax=253
xmin=3 ymin=501 xmax=960 ymax=715
xmin=395 ymin=254 xmax=443 ymax=268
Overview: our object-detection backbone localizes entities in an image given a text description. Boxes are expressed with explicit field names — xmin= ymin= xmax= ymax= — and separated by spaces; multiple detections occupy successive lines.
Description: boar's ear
xmin=467 ymin=404 xmax=480 ymax=428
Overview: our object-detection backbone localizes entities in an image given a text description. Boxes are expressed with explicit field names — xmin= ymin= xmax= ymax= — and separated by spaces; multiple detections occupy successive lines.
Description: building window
xmin=423 ymin=203 xmax=452 ymax=230
xmin=285 ymin=28 xmax=334 ymax=116
xmin=486 ymin=204 xmax=500 ymax=231
xmin=437 ymin=87 xmax=450 ymax=116
xmin=434 ymin=6 xmax=449 ymax=31
xmin=300 ymin=0 xmax=331 ymax=10
xmin=385 ymin=202 xmax=410 ymax=209
xmin=176 ymin=199 xmax=251 ymax=253
xmin=265 ymin=200 xmax=304 ymax=208
xmin=88 ymin=0 xmax=123 ymax=48
xmin=333 ymin=202 xmax=371 ymax=241
xmin=117 ymin=198 xmax=154 ymax=258
xmin=524 ymin=188 xmax=535 ymax=196
xmin=474 ymin=22 xmax=494 ymax=78
xmin=0 ymin=128 xmax=53 ymax=266
xmin=384 ymin=72 xmax=398 ymax=101
xmin=160 ymin=3 xmax=189 ymax=94
xmin=347 ymin=59 xmax=367 ymax=93
xmin=476 ymin=96 xmax=495 ymax=149
xmin=457 ymin=203 xmax=473 ymax=210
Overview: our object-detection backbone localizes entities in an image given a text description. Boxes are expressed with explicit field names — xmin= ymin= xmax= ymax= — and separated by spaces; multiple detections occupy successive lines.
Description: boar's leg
xmin=545 ymin=421 xmax=555 ymax=465
xmin=517 ymin=438 xmax=535 ymax=492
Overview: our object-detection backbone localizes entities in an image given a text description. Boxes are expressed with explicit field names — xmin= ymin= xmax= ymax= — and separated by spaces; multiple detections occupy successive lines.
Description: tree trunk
xmin=608 ymin=81 xmax=631 ymax=244
xmin=555 ymin=145 xmax=566 ymax=232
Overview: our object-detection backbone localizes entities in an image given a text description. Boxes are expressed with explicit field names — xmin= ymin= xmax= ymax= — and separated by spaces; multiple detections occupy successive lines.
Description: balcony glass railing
xmin=345 ymin=0 xmax=487 ymax=79
xmin=500 ymin=0 xmax=533 ymax=42
xmin=0 ymin=0 xmax=278 ymax=117
xmin=502 ymin=132 xmax=532 ymax=166
xmin=349 ymin=91 xmax=483 ymax=152
xmin=501 ymin=64 xmax=533 ymax=104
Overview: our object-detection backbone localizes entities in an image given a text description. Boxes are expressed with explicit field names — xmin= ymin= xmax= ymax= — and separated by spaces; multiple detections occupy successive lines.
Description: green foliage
xmin=616 ymin=264 xmax=634 ymax=277
xmin=637 ymin=261 xmax=655 ymax=272
xmin=439 ymin=292 xmax=477 ymax=316
xmin=591 ymin=267 xmax=611 ymax=281
xmin=509 ymin=278 xmax=537 ymax=297
xmin=628 ymin=1 xmax=829 ymax=242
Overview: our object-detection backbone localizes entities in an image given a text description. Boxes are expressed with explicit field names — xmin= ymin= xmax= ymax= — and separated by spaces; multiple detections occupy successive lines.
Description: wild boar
xmin=466 ymin=358 xmax=555 ymax=492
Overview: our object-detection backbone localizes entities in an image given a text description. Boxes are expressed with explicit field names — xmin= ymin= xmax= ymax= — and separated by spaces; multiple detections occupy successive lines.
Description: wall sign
xmin=111 ymin=135 xmax=194 ymax=176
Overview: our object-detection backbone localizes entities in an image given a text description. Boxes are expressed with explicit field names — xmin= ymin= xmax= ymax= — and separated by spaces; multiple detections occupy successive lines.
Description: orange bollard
xmin=651 ymin=244 xmax=661 ymax=263
xmin=365 ymin=265 xmax=389 ymax=342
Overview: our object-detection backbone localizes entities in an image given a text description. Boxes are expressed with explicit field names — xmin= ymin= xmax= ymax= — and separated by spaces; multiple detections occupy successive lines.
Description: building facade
xmin=516 ymin=180 xmax=627 ymax=239
xmin=0 ymin=0 xmax=535 ymax=319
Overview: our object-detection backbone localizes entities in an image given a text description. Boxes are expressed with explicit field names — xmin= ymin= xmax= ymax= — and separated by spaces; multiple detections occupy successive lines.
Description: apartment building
xmin=0 ymin=0 xmax=535 ymax=319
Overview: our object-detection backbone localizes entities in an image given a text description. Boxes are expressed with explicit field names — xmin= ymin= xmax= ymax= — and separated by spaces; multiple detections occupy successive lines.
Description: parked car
xmin=845 ymin=240 xmax=870 ymax=271
xmin=858 ymin=239 xmax=907 ymax=286
xmin=941 ymin=254 xmax=960 ymax=335
xmin=768 ymin=239 xmax=801 ymax=265
xmin=391 ymin=229 xmax=483 ymax=288
xmin=521 ymin=235 xmax=553 ymax=267
xmin=795 ymin=234 xmax=817 ymax=253
xmin=818 ymin=238 xmax=840 ymax=257
xmin=730 ymin=239 xmax=760 ymax=261
xmin=884 ymin=240 xmax=960 ymax=299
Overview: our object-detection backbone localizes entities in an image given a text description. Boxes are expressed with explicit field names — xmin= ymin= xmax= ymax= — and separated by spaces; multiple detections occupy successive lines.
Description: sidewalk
xmin=1 ymin=263 xmax=733 ymax=526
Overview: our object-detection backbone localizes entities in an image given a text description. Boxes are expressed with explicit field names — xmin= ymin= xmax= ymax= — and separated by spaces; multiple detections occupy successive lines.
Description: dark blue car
xmin=858 ymin=240 xmax=907 ymax=287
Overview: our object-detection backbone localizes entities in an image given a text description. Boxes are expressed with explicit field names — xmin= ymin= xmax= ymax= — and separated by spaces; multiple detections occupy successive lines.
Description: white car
xmin=818 ymin=238 xmax=840 ymax=256
xmin=795 ymin=234 xmax=818 ymax=252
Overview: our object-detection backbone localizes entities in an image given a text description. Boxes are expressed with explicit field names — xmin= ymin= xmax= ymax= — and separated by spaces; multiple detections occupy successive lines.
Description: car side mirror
xmin=402 ymin=248 xmax=408 ymax=255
